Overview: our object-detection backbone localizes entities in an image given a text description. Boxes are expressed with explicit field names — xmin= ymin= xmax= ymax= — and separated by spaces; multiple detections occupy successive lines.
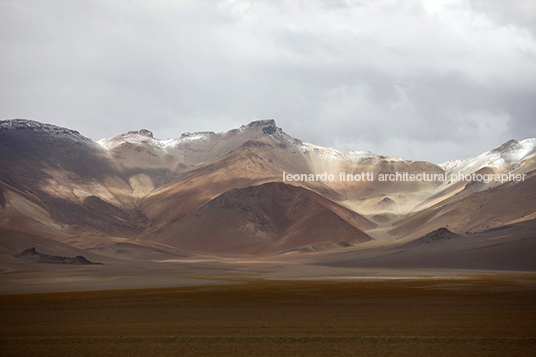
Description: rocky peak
xmin=127 ymin=129 xmax=154 ymax=138
xmin=0 ymin=119 xmax=92 ymax=143
xmin=14 ymin=247 xmax=37 ymax=257
xmin=244 ymin=119 xmax=277 ymax=128
xmin=241 ymin=119 xmax=283 ymax=137
xmin=492 ymin=139 xmax=519 ymax=154
xmin=14 ymin=247 xmax=102 ymax=265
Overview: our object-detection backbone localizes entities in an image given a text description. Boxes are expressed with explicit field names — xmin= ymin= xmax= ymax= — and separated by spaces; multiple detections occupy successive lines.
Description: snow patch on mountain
xmin=96 ymin=119 xmax=282 ymax=152
xmin=178 ymin=132 xmax=211 ymax=142
xmin=299 ymin=141 xmax=410 ymax=164
xmin=97 ymin=130 xmax=212 ymax=151
xmin=440 ymin=138 xmax=536 ymax=176
xmin=501 ymin=138 xmax=536 ymax=163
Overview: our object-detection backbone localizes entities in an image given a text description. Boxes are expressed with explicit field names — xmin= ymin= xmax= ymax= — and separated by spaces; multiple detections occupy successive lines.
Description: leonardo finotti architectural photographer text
xmin=283 ymin=172 xmax=526 ymax=183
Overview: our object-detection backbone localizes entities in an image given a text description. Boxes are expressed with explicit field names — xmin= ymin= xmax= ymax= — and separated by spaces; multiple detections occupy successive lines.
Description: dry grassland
xmin=1 ymin=276 xmax=535 ymax=356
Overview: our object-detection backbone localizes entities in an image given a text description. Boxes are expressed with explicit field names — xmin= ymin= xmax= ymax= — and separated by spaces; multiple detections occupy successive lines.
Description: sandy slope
xmin=312 ymin=219 xmax=536 ymax=271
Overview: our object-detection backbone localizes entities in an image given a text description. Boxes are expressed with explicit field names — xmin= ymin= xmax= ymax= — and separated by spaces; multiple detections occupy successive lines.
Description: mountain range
xmin=1 ymin=118 xmax=535 ymax=271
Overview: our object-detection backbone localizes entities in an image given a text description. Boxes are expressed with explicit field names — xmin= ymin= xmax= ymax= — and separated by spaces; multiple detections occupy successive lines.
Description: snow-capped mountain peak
xmin=439 ymin=138 xmax=536 ymax=174
xmin=96 ymin=129 xmax=212 ymax=151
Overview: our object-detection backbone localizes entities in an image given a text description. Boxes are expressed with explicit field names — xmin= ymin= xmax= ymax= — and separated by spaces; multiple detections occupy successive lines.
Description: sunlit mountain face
xmin=1 ymin=118 xmax=535 ymax=267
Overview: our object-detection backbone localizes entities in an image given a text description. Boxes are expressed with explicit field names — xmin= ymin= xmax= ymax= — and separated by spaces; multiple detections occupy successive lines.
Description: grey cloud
xmin=1 ymin=0 xmax=535 ymax=163
xmin=469 ymin=0 xmax=536 ymax=36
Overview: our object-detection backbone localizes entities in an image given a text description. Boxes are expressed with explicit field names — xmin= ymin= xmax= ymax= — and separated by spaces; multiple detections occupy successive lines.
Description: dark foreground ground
xmin=1 ymin=276 xmax=535 ymax=357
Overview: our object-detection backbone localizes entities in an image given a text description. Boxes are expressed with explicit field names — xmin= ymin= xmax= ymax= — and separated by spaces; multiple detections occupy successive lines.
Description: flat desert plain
xmin=1 ymin=275 xmax=536 ymax=357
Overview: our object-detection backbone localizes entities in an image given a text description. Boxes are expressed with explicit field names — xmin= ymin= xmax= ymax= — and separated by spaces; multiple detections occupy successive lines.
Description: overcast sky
xmin=1 ymin=0 xmax=535 ymax=163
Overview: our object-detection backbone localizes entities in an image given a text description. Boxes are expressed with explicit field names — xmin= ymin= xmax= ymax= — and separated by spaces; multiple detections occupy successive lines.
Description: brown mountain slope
xmin=139 ymin=144 xmax=286 ymax=230
xmin=311 ymin=219 xmax=536 ymax=271
xmin=388 ymin=172 xmax=536 ymax=241
xmin=0 ymin=120 xmax=153 ymax=237
xmin=145 ymin=182 xmax=374 ymax=254
xmin=1 ymin=119 xmax=535 ymax=259
xmin=138 ymin=136 xmax=345 ymax=229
